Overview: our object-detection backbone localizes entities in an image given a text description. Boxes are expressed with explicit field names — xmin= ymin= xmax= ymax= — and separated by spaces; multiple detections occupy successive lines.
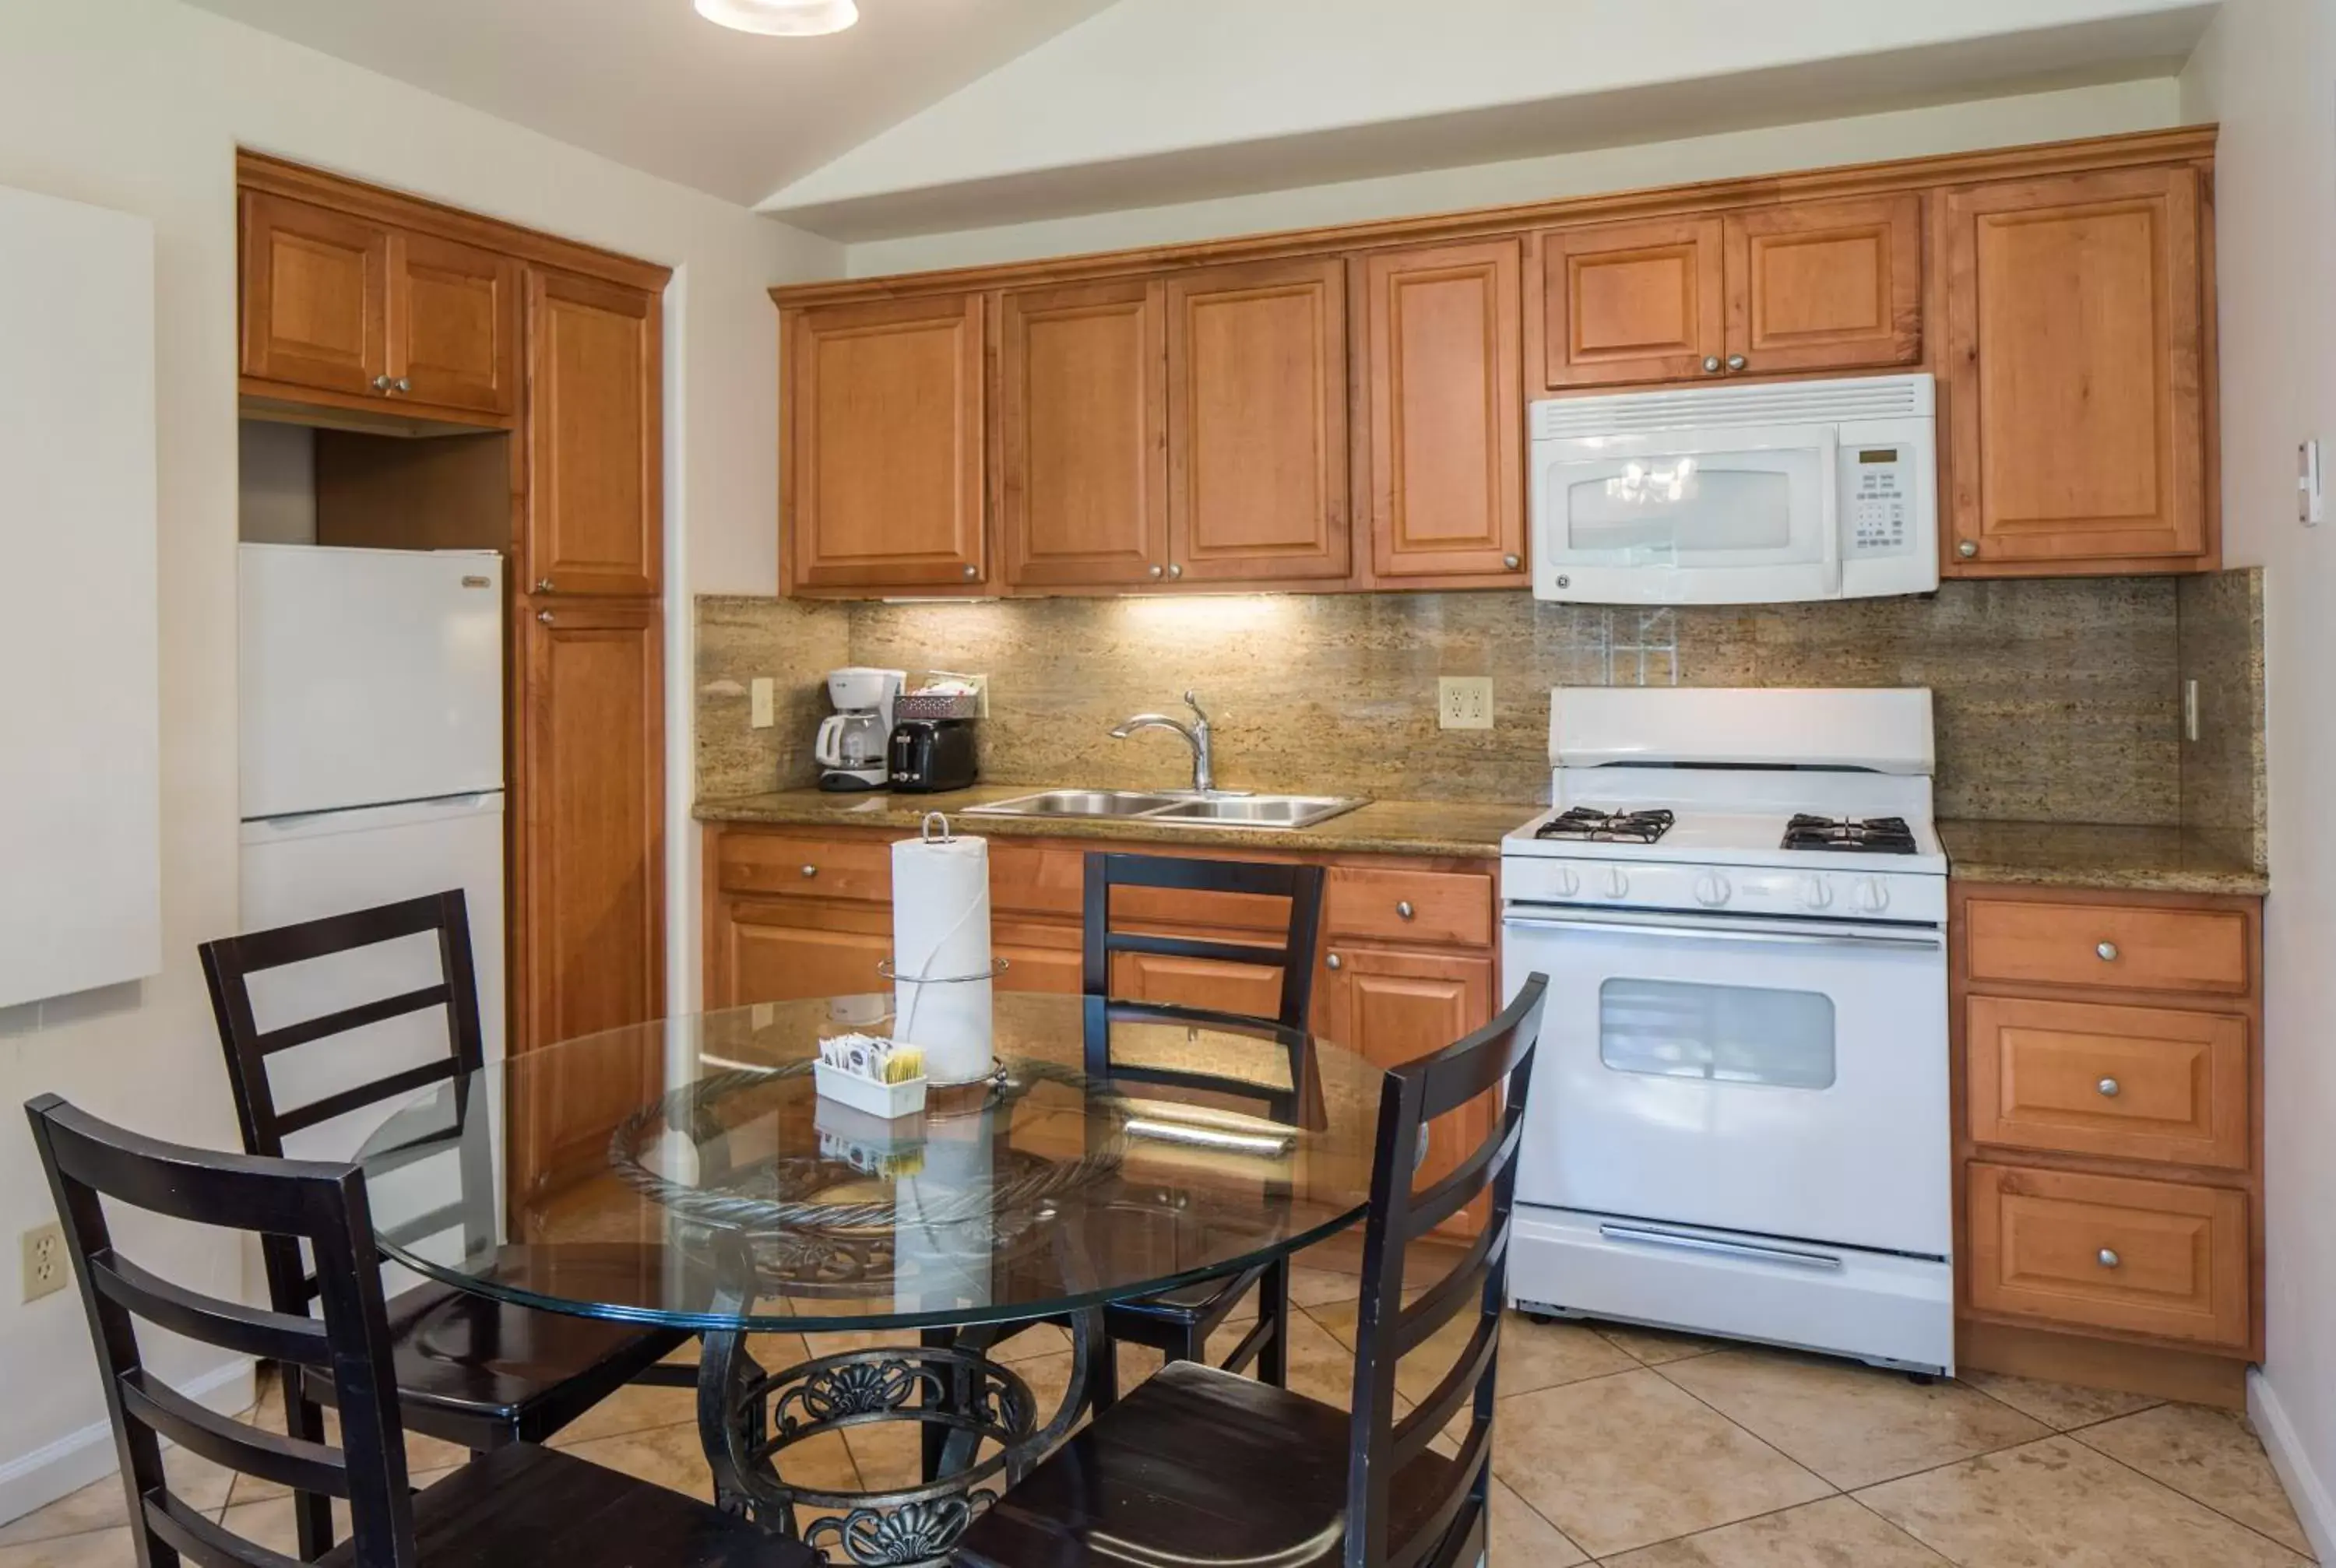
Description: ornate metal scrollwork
xmin=804 ymin=1496 xmax=994 ymax=1566
xmin=772 ymin=1356 xmax=941 ymax=1431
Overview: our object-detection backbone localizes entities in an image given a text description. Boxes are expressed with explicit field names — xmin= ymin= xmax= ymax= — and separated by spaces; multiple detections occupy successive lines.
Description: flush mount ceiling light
xmin=695 ymin=0 xmax=859 ymax=35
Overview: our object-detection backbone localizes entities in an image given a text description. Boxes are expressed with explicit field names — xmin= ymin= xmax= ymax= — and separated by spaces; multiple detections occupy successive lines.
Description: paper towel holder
xmin=877 ymin=955 xmax=1010 ymax=986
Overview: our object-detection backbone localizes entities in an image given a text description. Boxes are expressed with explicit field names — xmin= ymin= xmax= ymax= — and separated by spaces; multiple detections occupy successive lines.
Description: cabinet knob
xmin=371 ymin=374 xmax=393 ymax=392
xmin=962 ymin=564 xmax=979 ymax=581
xmin=1325 ymin=953 xmax=1342 ymax=971
xmin=534 ymin=609 xmax=554 ymax=626
xmin=535 ymin=577 xmax=555 ymax=593
xmin=2098 ymin=1077 xmax=2122 ymax=1098
xmin=1396 ymin=900 xmax=1416 ymax=921
xmin=1149 ymin=564 xmax=1164 ymax=579
xmin=1701 ymin=356 xmax=1722 ymax=374
xmin=2098 ymin=1248 xmax=2121 ymax=1269
xmin=800 ymin=864 xmax=818 ymax=879
xmin=1502 ymin=554 xmax=1521 ymax=571
xmin=1726 ymin=354 xmax=1747 ymax=372
xmin=2096 ymin=941 xmax=2120 ymax=962
xmin=392 ymin=377 xmax=411 ymax=394
xmin=1168 ymin=563 xmax=1184 ymax=579
xmin=1958 ymin=540 xmax=1979 ymax=559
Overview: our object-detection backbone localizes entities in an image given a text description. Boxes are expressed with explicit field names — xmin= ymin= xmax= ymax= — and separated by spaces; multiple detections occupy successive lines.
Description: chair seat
xmin=955 ymin=1360 xmax=1465 ymax=1568
xmin=318 ymin=1443 xmax=817 ymax=1568
xmin=1108 ymin=1260 xmax=1268 ymax=1325
xmin=303 ymin=1276 xmax=688 ymax=1448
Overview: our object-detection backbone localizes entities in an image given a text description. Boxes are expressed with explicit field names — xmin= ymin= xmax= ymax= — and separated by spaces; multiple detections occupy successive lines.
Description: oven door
xmin=1501 ymin=905 xmax=1948 ymax=1257
xmin=1531 ymin=423 xmax=1838 ymax=604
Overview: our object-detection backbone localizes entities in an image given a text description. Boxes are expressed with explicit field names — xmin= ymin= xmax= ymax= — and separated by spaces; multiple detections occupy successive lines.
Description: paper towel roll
xmin=891 ymin=825 xmax=995 ymax=1085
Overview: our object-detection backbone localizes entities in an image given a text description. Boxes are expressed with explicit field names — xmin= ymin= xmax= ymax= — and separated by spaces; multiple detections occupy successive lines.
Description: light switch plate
xmin=1438 ymin=677 xmax=1493 ymax=730
xmin=749 ymin=677 xmax=775 ymax=729
xmin=21 ymin=1222 xmax=65 ymax=1303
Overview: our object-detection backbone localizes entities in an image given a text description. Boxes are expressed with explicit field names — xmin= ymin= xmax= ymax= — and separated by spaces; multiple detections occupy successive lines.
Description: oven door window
xmin=1598 ymin=977 xmax=1837 ymax=1089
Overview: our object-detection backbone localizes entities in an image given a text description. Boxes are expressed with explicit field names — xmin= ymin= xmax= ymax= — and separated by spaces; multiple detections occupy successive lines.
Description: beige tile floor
xmin=2 ymin=1264 xmax=2315 ymax=1567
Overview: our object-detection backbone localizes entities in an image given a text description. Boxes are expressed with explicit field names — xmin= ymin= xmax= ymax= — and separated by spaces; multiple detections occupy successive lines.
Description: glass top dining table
xmin=352 ymin=991 xmax=1385 ymax=1336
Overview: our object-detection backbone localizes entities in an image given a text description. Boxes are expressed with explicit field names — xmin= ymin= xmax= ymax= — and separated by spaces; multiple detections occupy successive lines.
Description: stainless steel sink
xmin=965 ymin=789 xmax=1367 ymax=831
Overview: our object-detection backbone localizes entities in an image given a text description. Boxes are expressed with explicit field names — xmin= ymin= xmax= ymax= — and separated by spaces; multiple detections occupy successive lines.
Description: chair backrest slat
xmin=26 ymin=1094 xmax=420 ymax=1568
xmin=1339 ymin=974 xmax=1547 ymax=1568
xmin=1082 ymin=852 xmax=1327 ymax=1031
xmin=272 ymin=1055 xmax=461 ymax=1138
xmin=255 ymin=983 xmax=454 ymax=1057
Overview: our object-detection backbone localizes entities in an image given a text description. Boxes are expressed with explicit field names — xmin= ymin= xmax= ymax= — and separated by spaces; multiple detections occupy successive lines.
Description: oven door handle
xmin=1502 ymin=911 xmax=1942 ymax=952
xmin=1597 ymin=1222 xmax=1846 ymax=1272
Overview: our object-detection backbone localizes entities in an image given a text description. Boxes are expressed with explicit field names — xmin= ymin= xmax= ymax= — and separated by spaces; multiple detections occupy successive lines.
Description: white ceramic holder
xmin=813 ymin=1060 xmax=928 ymax=1120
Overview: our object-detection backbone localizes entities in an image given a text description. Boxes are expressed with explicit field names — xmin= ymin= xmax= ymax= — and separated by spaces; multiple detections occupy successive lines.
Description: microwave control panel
xmin=1842 ymin=445 xmax=1914 ymax=557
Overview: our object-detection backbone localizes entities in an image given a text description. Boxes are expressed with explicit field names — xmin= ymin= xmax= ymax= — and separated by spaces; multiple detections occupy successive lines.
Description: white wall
xmin=2180 ymin=4 xmax=2336 ymax=1559
xmin=847 ymin=77 xmax=2183 ymax=275
xmin=0 ymin=0 xmax=839 ymax=1520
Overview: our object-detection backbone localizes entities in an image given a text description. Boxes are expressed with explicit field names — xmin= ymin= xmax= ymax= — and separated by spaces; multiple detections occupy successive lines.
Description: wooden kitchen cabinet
xmin=1942 ymin=165 xmax=2209 ymax=571
xmin=1723 ymin=193 xmax=1922 ymax=376
xmin=1165 ymin=258 xmax=1352 ymax=584
xmin=526 ymin=268 xmax=662 ymax=597
xmin=998 ymin=279 xmax=1170 ymax=589
xmin=784 ymin=293 xmax=987 ymax=592
xmin=519 ymin=600 xmax=665 ymax=1054
xmin=393 ymin=231 xmax=519 ymax=418
xmin=240 ymin=192 xmax=390 ymax=400
xmin=1360 ymin=240 xmax=1527 ymax=586
xmin=1533 ymin=215 xmax=1726 ymax=389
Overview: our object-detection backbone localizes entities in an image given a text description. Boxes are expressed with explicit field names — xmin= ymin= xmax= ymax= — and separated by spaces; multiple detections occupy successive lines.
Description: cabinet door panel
xmin=519 ymin=601 xmax=663 ymax=1053
xmin=527 ymin=269 xmax=661 ymax=596
xmin=1725 ymin=194 xmax=1922 ymax=374
xmin=1363 ymin=241 xmax=1526 ymax=584
xmin=1000 ymin=279 xmax=1168 ymax=589
xmin=392 ymin=231 xmax=519 ymax=417
xmin=1944 ymin=167 xmax=2204 ymax=566
xmin=719 ymin=913 xmax=892 ymax=1007
xmin=1110 ymin=949 xmax=1287 ymax=1018
xmin=1166 ymin=258 xmax=1350 ymax=582
xmin=240 ymin=192 xmax=389 ymax=397
xmin=1321 ymin=947 xmax=1497 ymax=1236
xmin=1966 ymin=996 xmax=2248 ymax=1169
xmin=1537 ymin=216 xmax=1724 ymax=388
xmin=995 ymin=920 xmax=1085 ymax=995
xmin=788 ymin=294 xmax=986 ymax=590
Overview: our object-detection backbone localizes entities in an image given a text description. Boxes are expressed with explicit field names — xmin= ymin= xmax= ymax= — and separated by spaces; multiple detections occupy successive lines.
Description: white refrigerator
xmin=237 ymin=544 xmax=508 ymax=1159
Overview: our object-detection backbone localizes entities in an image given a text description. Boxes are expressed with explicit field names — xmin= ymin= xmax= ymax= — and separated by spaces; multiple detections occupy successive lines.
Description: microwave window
xmin=1567 ymin=466 xmax=1793 ymax=554
xmin=1598 ymin=977 xmax=1837 ymax=1089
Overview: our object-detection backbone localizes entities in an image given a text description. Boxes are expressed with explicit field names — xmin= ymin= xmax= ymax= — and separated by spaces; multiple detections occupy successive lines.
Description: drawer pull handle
xmin=2098 ymin=1248 xmax=2121 ymax=1269
xmin=2096 ymin=940 xmax=2120 ymax=962
xmin=800 ymin=864 xmax=818 ymax=878
xmin=1326 ymin=953 xmax=1342 ymax=971
xmin=1396 ymin=900 xmax=1416 ymax=921
xmin=2098 ymin=1077 xmax=2121 ymax=1098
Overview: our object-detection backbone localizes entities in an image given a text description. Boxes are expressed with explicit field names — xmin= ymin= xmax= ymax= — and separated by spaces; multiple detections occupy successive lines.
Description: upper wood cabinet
xmin=1943 ymin=166 xmax=2208 ymax=571
xmin=240 ymin=192 xmax=519 ymax=422
xmin=1166 ymin=258 xmax=1352 ymax=584
xmin=1360 ymin=239 xmax=1526 ymax=585
xmin=785 ymin=294 xmax=987 ymax=592
xmin=998 ymin=279 xmax=1169 ymax=589
xmin=1724 ymin=193 xmax=1922 ymax=375
xmin=526 ymin=268 xmax=662 ymax=597
xmin=1535 ymin=215 xmax=1725 ymax=389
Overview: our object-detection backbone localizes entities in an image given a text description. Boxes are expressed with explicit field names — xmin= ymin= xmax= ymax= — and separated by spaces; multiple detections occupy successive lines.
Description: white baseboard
xmin=0 ymin=1358 xmax=255 ymax=1528
xmin=2250 ymin=1367 xmax=2336 ymax=1565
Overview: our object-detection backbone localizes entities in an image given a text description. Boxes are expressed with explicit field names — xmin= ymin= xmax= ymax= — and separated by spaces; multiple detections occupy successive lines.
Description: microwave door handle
xmin=1817 ymin=429 xmax=1843 ymax=594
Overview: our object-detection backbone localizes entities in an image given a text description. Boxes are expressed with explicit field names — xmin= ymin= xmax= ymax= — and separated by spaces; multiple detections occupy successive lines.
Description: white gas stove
xmin=1500 ymin=687 xmax=1954 ymax=1375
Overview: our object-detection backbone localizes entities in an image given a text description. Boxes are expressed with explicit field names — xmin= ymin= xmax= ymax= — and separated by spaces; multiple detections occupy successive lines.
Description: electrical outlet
xmin=1437 ymin=677 xmax=1493 ymax=731
xmin=749 ymin=677 xmax=776 ymax=730
xmin=21 ymin=1222 xmax=66 ymax=1303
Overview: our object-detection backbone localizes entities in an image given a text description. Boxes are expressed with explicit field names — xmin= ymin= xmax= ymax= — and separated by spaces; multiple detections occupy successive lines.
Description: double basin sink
xmin=963 ymin=789 xmax=1367 ymax=831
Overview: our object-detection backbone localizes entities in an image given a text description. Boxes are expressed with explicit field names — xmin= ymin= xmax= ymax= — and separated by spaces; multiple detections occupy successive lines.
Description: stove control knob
xmin=1694 ymin=872 xmax=1732 ymax=908
xmin=1798 ymin=876 xmax=1835 ymax=911
xmin=1602 ymin=867 xmax=1631 ymax=901
xmin=1852 ymin=877 xmax=1890 ymax=915
xmin=1552 ymin=866 xmax=1581 ymax=898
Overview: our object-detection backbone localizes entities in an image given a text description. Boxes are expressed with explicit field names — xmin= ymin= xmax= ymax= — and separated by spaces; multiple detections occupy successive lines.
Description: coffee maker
xmin=814 ymin=668 xmax=905 ymax=791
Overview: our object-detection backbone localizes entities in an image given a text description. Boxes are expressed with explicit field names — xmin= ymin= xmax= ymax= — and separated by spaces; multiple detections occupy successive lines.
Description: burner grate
xmin=1536 ymin=807 xmax=1676 ymax=845
xmin=1782 ymin=814 xmax=1918 ymax=855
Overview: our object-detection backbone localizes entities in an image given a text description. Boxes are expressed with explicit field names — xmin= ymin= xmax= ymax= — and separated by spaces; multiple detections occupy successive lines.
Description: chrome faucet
xmin=1110 ymin=690 xmax=1215 ymax=794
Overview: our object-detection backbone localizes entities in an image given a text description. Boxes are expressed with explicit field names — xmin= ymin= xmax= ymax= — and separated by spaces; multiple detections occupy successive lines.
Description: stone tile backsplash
xmin=699 ymin=574 xmax=2259 ymax=847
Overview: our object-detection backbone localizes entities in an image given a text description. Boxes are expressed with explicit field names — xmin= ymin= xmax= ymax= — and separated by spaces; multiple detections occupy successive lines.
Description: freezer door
xmin=239 ymin=544 xmax=503 ymax=819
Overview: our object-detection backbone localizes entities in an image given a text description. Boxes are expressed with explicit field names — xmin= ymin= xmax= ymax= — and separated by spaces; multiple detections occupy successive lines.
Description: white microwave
xmin=1529 ymin=373 xmax=1937 ymax=606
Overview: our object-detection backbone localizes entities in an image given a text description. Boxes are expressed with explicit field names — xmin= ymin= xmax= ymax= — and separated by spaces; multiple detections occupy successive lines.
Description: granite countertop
xmin=694 ymin=784 xmax=1528 ymax=860
xmin=1937 ymin=820 xmax=2268 ymax=898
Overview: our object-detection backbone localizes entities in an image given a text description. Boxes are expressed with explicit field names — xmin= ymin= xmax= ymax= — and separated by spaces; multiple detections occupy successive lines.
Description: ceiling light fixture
xmin=695 ymin=0 xmax=859 ymax=36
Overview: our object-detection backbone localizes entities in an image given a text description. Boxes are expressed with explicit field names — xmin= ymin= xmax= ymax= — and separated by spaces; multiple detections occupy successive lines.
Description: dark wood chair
xmin=24 ymin=1093 xmax=814 ymax=1568
xmin=956 ymin=972 xmax=1550 ymax=1568
xmin=200 ymin=891 xmax=689 ymax=1547
xmin=1081 ymin=852 xmax=1328 ymax=1408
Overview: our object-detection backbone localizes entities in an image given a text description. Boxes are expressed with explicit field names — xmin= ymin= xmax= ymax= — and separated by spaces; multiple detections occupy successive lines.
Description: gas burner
xmin=1782 ymin=814 xmax=1919 ymax=855
xmin=1536 ymin=807 xmax=1676 ymax=844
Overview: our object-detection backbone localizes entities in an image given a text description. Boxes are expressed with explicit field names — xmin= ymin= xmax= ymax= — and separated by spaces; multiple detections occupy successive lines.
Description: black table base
xmin=698 ymin=1310 xmax=1103 ymax=1567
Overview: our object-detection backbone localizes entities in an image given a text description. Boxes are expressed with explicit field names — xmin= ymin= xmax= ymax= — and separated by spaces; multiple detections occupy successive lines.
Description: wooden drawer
xmin=1325 ymin=866 xmax=1493 ymax=948
xmin=716 ymin=831 xmax=892 ymax=903
xmin=1967 ymin=1162 xmax=2250 ymax=1349
xmin=990 ymin=842 xmax=1085 ymax=920
xmin=1963 ymin=897 xmax=2249 ymax=997
xmin=1967 ymin=996 xmax=2249 ymax=1169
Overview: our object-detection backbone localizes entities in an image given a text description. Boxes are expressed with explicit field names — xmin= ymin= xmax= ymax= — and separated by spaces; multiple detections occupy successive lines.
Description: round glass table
xmin=354 ymin=992 xmax=1384 ymax=1566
